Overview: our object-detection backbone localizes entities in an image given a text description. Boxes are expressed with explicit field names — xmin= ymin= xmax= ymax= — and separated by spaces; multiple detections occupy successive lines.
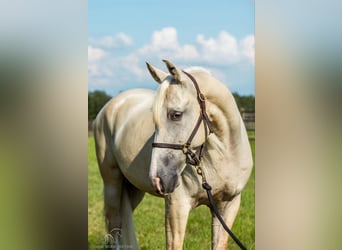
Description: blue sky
xmin=88 ymin=0 xmax=254 ymax=96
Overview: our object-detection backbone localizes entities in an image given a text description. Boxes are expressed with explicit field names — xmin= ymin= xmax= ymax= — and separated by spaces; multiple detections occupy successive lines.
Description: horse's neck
xmin=201 ymin=90 xmax=247 ymax=180
xmin=198 ymin=74 xmax=244 ymax=151
xmin=190 ymin=72 xmax=252 ymax=192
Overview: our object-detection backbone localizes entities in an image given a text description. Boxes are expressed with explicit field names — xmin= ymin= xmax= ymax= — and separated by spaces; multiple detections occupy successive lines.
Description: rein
xmin=152 ymin=71 xmax=247 ymax=250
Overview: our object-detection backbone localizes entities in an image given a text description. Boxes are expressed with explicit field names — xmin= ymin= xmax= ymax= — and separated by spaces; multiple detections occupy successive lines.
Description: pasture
xmin=88 ymin=131 xmax=255 ymax=249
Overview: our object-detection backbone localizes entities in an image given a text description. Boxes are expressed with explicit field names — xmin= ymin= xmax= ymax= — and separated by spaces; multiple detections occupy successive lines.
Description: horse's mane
xmin=153 ymin=77 xmax=170 ymax=128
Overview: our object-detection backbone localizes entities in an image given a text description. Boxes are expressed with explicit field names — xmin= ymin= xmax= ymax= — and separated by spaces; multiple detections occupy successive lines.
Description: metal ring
xmin=110 ymin=228 xmax=122 ymax=237
xmin=195 ymin=166 xmax=203 ymax=175
xmin=182 ymin=143 xmax=190 ymax=154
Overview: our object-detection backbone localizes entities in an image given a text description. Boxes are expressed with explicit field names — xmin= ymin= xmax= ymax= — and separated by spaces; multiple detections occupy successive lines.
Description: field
xmin=88 ymin=131 xmax=255 ymax=249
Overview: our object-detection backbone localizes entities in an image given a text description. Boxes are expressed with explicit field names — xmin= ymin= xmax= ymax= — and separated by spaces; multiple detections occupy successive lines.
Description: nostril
xmin=159 ymin=177 xmax=166 ymax=193
xmin=162 ymin=157 xmax=169 ymax=166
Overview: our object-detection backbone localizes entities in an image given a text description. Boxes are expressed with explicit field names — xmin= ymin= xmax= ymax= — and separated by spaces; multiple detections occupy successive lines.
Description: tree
xmin=88 ymin=90 xmax=112 ymax=120
xmin=232 ymin=92 xmax=255 ymax=113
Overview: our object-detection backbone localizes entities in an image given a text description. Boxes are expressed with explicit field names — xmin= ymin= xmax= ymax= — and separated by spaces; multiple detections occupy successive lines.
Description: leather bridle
xmin=152 ymin=71 xmax=214 ymax=166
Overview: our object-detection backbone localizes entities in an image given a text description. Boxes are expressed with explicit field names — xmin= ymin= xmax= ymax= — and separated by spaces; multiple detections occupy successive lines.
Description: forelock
xmin=153 ymin=81 xmax=170 ymax=127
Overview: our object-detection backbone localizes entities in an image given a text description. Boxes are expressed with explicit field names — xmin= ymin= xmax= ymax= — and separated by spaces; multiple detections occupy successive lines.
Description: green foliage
xmin=88 ymin=135 xmax=255 ymax=249
xmin=88 ymin=90 xmax=112 ymax=120
xmin=233 ymin=92 xmax=255 ymax=112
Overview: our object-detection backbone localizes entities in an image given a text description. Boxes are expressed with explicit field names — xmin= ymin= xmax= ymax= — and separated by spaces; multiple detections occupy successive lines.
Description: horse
xmin=93 ymin=59 xmax=253 ymax=249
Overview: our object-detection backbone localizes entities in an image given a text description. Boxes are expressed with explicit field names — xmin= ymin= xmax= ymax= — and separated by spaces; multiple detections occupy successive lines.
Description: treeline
xmin=88 ymin=90 xmax=255 ymax=120
xmin=232 ymin=92 xmax=255 ymax=113
xmin=88 ymin=90 xmax=112 ymax=120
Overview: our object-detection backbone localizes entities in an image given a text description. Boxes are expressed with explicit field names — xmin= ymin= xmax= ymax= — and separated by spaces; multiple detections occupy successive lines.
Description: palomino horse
xmin=93 ymin=59 xmax=253 ymax=249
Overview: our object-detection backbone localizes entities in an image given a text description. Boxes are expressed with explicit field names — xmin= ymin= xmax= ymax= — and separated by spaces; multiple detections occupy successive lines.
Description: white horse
xmin=93 ymin=59 xmax=253 ymax=249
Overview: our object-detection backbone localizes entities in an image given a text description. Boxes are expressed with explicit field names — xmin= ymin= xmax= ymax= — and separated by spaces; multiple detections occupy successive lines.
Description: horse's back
xmin=94 ymin=88 xmax=157 ymax=193
xmin=95 ymin=88 xmax=154 ymax=130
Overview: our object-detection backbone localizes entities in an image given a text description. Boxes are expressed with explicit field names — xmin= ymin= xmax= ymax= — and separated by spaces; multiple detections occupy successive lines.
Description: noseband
xmin=152 ymin=71 xmax=214 ymax=166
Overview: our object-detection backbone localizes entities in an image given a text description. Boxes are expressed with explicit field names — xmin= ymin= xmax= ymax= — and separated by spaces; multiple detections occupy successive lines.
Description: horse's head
xmin=146 ymin=60 xmax=209 ymax=195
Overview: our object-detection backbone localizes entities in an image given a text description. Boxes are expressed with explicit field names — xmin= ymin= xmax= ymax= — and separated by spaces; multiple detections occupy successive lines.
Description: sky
xmin=88 ymin=0 xmax=254 ymax=96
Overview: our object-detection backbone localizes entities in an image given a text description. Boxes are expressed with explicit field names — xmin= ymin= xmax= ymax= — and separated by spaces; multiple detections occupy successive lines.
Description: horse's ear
xmin=146 ymin=62 xmax=167 ymax=84
xmin=162 ymin=59 xmax=184 ymax=83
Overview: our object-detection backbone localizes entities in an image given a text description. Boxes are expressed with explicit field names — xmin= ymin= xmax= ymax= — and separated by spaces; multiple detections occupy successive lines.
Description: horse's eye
xmin=168 ymin=110 xmax=183 ymax=121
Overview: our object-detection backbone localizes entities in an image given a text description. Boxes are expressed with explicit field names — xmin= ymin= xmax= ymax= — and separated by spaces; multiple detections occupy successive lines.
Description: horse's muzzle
xmin=153 ymin=173 xmax=178 ymax=195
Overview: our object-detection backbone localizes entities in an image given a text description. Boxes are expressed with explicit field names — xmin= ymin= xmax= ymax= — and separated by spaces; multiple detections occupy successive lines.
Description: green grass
xmin=88 ymin=133 xmax=255 ymax=249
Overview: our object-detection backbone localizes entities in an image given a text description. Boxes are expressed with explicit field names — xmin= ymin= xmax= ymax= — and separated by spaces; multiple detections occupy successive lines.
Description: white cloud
xmin=88 ymin=28 xmax=255 ymax=94
xmin=89 ymin=32 xmax=133 ymax=49
xmin=151 ymin=27 xmax=178 ymax=50
xmin=126 ymin=28 xmax=254 ymax=67
xmin=139 ymin=27 xmax=199 ymax=61
xmin=88 ymin=46 xmax=111 ymax=79
xmin=177 ymin=44 xmax=199 ymax=61
xmin=116 ymin=32 xmax=134 ymax=47
xmin=88 ymin=53 xmax=147 ymax=90
xmin=121 ymin=55 xmax=146 ymax=79
xmin=240 ymin=35 xmax=255 ymax=64
xmin=196 ymin=31 xmax=240 ymax=64
xmin=88 ymin=46 xmax=106 ymax=62
xmin=88 ymin=64 xmax=99 ymax=77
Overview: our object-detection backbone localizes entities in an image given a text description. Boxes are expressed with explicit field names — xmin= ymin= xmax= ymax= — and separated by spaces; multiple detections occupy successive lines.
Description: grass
xmin=88 ymin=131 xmax=255 ymax=249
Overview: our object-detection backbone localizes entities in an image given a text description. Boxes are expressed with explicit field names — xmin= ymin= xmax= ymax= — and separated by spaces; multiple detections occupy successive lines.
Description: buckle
xmin=182 ymin=143 xmax=190 ymax=154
